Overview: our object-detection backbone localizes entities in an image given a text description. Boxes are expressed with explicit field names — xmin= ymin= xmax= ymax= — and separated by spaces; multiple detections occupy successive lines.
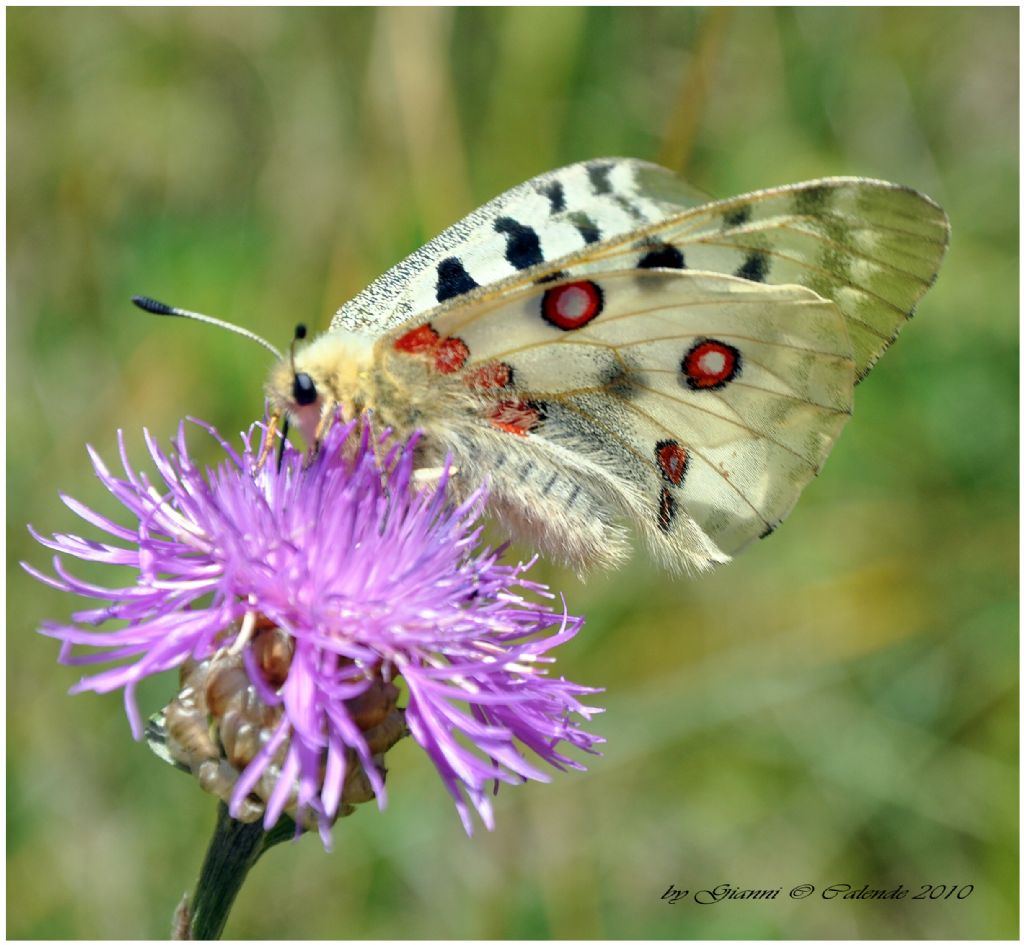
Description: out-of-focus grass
xmin=7 ymin=7 xmax=1017 ymax=939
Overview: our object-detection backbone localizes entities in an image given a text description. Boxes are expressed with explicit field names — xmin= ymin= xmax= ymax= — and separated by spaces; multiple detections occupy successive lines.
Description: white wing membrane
xmin=390 ymin=270 xmax=856 ymax=569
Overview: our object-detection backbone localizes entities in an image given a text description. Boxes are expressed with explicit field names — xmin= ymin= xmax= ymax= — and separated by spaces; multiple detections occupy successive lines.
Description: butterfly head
xmin=265 ymin=327 xmax=376 ymax=447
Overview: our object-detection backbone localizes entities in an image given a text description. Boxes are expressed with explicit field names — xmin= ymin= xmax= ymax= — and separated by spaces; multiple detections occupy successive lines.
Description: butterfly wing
xmin=550 ymin=177 xmax=950 ymax=380
xmin=333 ymin=158 xmax=708 ymax=337
xmin=361 ymin=164 xmax=946 ymax=571
xmin=382 ymin=269 xmax=855 ymax=572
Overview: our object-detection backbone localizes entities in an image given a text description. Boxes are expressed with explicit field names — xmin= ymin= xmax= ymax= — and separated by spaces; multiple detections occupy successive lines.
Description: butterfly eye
xmin=292 ymin=372 xmax=318 ymax=406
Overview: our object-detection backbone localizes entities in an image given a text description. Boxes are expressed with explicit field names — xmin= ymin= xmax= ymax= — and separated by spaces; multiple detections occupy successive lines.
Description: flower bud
xmin=147 ymin=619 xmax=407 ymax=828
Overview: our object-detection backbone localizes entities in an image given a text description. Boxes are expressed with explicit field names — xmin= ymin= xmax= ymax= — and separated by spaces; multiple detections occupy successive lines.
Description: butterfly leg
xmin=314 ymin=397 xmax=339 ymax=441
xmin=255 ymin=411 xmax=282 ymax=471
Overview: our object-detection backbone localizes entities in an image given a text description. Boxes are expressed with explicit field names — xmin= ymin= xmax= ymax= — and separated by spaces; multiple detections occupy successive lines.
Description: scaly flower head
xmin=25 ymin=417 xmax=601 ymax=844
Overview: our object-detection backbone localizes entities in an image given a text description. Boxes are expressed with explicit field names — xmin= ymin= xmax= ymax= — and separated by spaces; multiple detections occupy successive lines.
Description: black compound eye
xmin=292 ymin=372 xmax=317 ymax=406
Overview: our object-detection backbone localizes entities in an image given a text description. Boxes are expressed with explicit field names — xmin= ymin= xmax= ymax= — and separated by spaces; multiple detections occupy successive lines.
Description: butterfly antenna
xmin=131 ymin=295 xmax=284 ymax=360
xmin=290 ymin=323 xmax=307 ymax=371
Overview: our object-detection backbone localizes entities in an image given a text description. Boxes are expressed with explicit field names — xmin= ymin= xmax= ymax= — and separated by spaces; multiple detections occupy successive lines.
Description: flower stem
xmin=180 ymin=802 xmax=297 ymax=940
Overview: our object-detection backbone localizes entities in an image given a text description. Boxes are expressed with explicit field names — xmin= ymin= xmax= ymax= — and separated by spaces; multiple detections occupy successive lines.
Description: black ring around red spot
xmin=541 ymin=280 xmax=604 ymax=331
xmin=681 ymin=339 xmax=741 ymax=391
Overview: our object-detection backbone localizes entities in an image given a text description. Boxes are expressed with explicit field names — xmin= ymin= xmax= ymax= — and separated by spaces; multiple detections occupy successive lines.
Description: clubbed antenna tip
xmin=132 ymin=295 xmax=176 ymax=316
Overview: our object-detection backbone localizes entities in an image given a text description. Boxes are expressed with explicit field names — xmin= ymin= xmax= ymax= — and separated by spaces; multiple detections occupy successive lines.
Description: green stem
xmin=182 ymin=802 xmax=298 ymax=940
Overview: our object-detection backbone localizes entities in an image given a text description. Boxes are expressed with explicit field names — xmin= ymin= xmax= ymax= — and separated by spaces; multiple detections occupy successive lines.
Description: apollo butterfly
xmin=148 ymin=158 xmax=950 ymax=573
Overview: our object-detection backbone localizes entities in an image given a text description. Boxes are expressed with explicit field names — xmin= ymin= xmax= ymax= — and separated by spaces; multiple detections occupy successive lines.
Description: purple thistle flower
xmin=25 ymin=417 xmax=602 ymax=843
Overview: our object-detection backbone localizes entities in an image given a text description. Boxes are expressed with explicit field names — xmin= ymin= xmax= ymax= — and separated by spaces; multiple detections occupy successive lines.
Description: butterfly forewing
xmin=333 ymin=159 xmax=709 ymax=337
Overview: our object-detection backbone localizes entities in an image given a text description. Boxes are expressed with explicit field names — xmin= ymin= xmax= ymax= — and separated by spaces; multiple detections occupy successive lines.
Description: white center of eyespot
xmin=699 ymin=350 xmax=726 ymax=375
xmin=558 ymin=286 xmax=591 ymax=319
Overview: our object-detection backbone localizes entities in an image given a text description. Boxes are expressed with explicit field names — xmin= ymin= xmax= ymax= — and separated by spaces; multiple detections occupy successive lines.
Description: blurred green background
xmin=7 ymin=7 xmax=1018 ymax=939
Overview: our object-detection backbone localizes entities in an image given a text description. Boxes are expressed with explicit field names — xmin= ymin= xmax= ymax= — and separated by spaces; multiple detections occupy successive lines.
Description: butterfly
xmin=144 ymin=158 xmax=949 ymax=574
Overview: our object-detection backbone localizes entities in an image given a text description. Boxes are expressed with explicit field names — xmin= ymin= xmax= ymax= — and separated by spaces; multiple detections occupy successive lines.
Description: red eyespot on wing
xmin=435 ymin=336 xmax=470 ymax=374
xmin=487 ymin=400 xmax=546 ymax=437
xmin=681 ymin=339 xmax=741 ymax=390
xmin=655 ymin=440 xmax=689 ymax=486
xmin=394 ymin=323 xmax=440 ymax=354
xmin=465 ymin=361 xmax=514 ymax=390
xmin=541 ymin=280 xmax=604 ymax=330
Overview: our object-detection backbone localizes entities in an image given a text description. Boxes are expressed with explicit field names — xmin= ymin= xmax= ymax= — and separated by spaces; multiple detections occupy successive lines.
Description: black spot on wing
xmin=537 ymin=270 xmax=567 ymax=284
xmin=600 ymin=361 xmax=643 ymax=400
xmin=735 ymin=251 xmax=770 ymax=282
xmin=637 ymin=242 xmax=685 ymax=270
xmin=587 ymin=161 xmax=613 ymax=194
xmin=435 ymin=257 xmax=480 ymax=302
xmin=568 ymin=211 xmax=602 ymax=244
xmin=792 ymin=185 xmax=831 ymax=217
xmin=723 ymin=205 xmax=751 ymax=228
xmin=536 ymin=180 xmax=566 ymax=214
xmin=657 ymin=487 xmax=676 ymax=533
xmin=494 ymin=216 xmax=544 ymax=270
xmin=529 ymin=400 xmax=549 ymax=422
xmin=615 ymin=196 xmax=646 ymax=221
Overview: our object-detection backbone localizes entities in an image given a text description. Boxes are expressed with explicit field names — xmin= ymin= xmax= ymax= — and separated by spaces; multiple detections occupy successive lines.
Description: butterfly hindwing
xmin=383 ymin=269 xmax=856 ymax=572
